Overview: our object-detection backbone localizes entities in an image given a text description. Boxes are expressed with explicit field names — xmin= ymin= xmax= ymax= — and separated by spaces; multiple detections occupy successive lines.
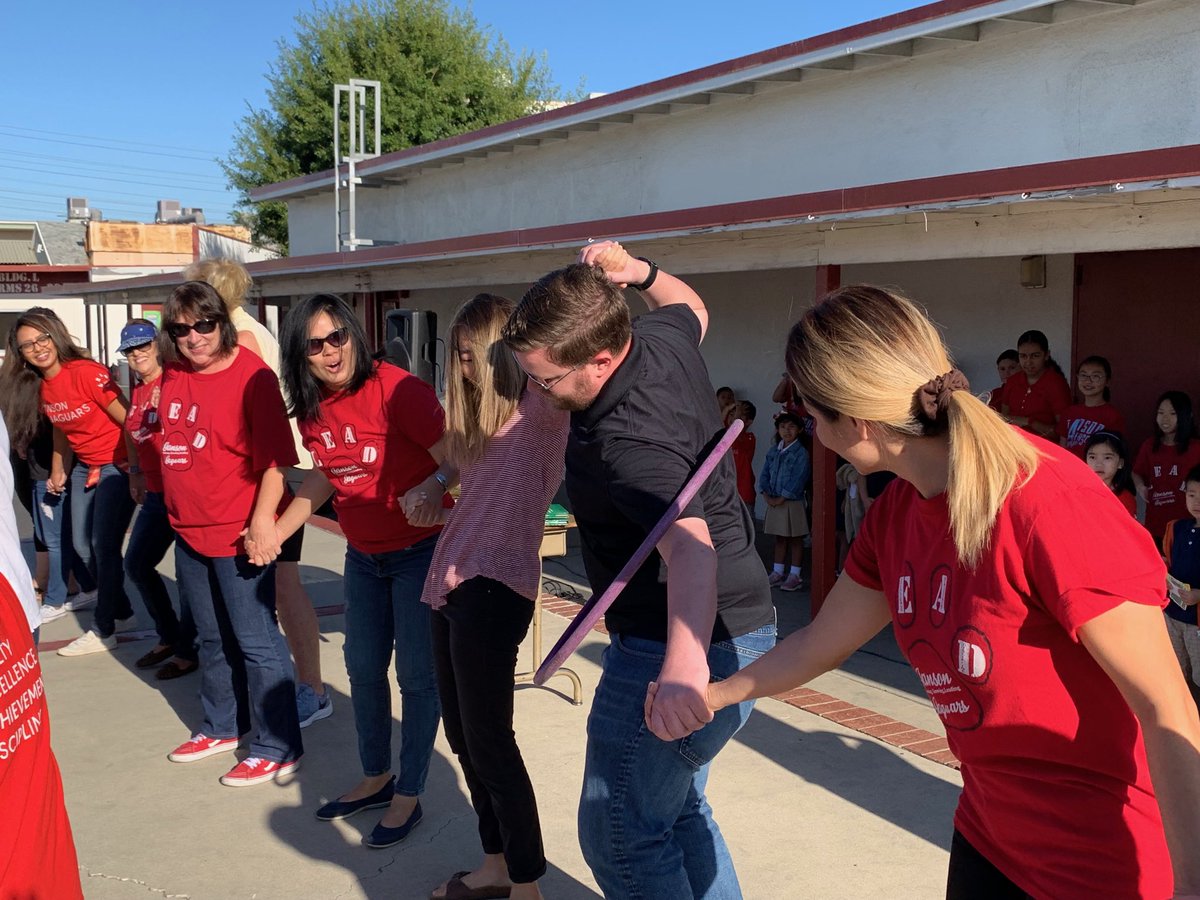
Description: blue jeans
xmin=578 ymin=622 xmax=778 ymax=900
xmin=69 ymin=462 xmax=134 ymax=636
xmin=342 ymin=537 xmax=440 ymax=794
xmin=124 ymin=492 xmax=188 ymax=655
xmin=175 ymin=538 xmax=302 ymax=764
xmin=31 ymin=480 xmax=93 ymax=607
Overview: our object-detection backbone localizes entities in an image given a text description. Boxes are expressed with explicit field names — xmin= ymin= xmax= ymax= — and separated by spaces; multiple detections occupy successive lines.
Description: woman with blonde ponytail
xmin=697 ymin=285 xmax=1200 ymax=899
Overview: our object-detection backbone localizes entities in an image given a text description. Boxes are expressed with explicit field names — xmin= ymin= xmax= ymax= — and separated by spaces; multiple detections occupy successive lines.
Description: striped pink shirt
xmin=421 ymin=386 xmax=568 ymax=609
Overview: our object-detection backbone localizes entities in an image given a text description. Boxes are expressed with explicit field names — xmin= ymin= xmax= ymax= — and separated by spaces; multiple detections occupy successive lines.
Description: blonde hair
xmin=183 ymin=257 xmax=251 ymax=310
xmin=443 ymin=294 xmax=525 ymax=466
xmin=786 ymin=285 xmax=1040 ymax=567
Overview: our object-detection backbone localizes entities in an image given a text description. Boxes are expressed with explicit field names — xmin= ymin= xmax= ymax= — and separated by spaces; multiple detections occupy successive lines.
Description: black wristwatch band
xmin=630 ymin=257 xmax=658 ymax=292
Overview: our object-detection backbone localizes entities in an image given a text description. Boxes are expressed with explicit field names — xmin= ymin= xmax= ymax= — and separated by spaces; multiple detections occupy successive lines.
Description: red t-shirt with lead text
xmin=126 ymin=375 xmax=164 ymax=493
xmin=158 ymin=350 xmax=298 ymax=557
xmin=0 ymin=573 xmax=83 ymax=898
xmin=39 ymin=358 xmax=126 ymax=466
xmin=845 ymin=434 xmax=1170 ymax=900
xmin=1055 ymin=402 xmax=1126 ymax=457
xmin=1133 ymin=438 xmax=1200 ymax=544
xmin=300 ymin=362 xmax=446 ymax=554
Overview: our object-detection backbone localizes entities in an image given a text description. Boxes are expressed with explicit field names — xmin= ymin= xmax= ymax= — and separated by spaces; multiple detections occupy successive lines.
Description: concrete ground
xmin=23 ymin=507 xmax=962 ymax=899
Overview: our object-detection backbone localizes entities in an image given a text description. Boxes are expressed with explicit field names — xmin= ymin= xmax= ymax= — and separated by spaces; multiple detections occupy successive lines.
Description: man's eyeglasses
xmin=166 ymin=319 xmax=219 ymax=340
xmin=512 ymin=351 xmax=579 ymax=393
xmin=17 ymin=332 xmax=52 ymax=354
xmin=306 ymin=327 xmax=350 ymax=356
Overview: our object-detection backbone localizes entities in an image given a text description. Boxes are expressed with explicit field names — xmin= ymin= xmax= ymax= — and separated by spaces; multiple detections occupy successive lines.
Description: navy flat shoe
xmin=315 ymin=776 xmax=396 ymax=821
xmin=364 ymin=800 xmax=422 ymax=849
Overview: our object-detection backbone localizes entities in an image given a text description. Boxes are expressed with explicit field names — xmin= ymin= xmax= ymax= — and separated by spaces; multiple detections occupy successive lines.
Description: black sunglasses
xmin=306 ymin=327 xmax=350 ymax=356
xmin=166 ymin=319 xmax=219 ymax=340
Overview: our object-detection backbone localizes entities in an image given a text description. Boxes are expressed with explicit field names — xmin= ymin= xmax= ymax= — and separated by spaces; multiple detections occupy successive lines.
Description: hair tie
xmin=916 ymin=369 xmax=970 ymax=423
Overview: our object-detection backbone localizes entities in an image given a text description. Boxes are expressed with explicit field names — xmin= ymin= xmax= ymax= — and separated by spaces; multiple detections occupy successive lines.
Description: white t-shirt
xmin=0 ymin=412 xmax=39 ymax=631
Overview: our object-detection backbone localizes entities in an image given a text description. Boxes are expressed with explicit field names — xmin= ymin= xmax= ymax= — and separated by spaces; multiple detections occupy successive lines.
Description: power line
xmin=0 ymin=129 xmax=217 ymax=163
xmin=0 ymin=164 xmax=237 ymax=198
xmin=0 ymin=148 xmax=230 ymax=185
xmin=0 ymin=123 xmax=224 ymax=156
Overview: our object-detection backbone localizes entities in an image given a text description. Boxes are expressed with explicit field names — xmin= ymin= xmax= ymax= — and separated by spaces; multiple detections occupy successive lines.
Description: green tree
xmin=223 ymin=0 xmax=571 ymax=252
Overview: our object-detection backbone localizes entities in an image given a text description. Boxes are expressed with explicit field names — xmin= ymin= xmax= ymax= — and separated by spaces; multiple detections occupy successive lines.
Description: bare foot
xmin=338 ymin=774 xmax=394 ymax=804
xmin=378 ymin=792 xmax=419 ymax=828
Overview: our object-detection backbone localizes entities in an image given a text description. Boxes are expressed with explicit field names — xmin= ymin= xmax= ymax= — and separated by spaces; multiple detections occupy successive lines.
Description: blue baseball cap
xmin=118 ymin=321 xmax=158 ymax=353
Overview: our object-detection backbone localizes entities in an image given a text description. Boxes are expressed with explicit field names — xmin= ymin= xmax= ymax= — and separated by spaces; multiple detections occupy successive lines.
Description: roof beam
xmin=922 ymin=23 xmax=982 ymax=42
xmin=707 ymin=82 xmax=757 ymax=95
xmin=996 ymin=6 xmax=1055 ymax=23
xmin=856 ymin=40 xmax=915 ymax=57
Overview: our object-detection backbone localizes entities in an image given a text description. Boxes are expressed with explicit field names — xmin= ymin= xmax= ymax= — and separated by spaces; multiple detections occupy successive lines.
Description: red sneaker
xmin=220 ymin=756 xmax=301 ymax=788
xmin=168 ymin=733 xmax=239 ymax=763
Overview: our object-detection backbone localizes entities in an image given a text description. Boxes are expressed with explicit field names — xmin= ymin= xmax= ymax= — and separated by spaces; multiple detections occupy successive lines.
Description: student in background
xmin=987 ymin=349 xmax=1018 ymax=412
xmin=1084 ymin=431 xmax=1137 ymax=517
xmin=730 ymin=400 xmax=757 ymax=508
xmin=1161 ymin=464 xmax=1200 ymax=710
xmin=759 ymin=413 xmax=811 ymax=591
xmin=1000 ymin=330 xmax=1071 ymax=439
xmin=1133 ymin=391 xmax=1200 ymax=545
xmin=1057 ymin=356 xmax=1125 ymax=457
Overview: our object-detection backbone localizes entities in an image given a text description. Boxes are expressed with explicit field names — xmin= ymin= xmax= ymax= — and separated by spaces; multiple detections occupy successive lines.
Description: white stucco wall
xmin=286 ymin=0 xmax=1198 ymax=256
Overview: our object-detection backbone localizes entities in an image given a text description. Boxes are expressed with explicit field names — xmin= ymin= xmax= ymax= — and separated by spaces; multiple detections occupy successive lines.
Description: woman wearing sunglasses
xmin=272 ymin=293 xmax=451 ymax=847
xmin=159 ymin=281 xmax=303 ymax=787
xmin=1 ymin=310 xmax=136 ymax=655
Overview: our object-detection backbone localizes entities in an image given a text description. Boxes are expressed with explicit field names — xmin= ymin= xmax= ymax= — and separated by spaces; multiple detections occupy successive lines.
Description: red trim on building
xmin=0 ymin=266 xmax=90 ymax=273
xmin=252 ymin=0 xmax=1015 ymax=200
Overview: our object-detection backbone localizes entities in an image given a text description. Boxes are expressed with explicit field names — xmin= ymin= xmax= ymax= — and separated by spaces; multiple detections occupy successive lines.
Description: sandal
xmin=431 ymin=872 xmax=512 ymax=900
xmin=156 ymin=659 xmax=199 ymax=681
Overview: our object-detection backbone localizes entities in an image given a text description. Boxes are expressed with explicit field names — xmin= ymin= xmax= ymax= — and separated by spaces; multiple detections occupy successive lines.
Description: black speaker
xmin=383 ymin=309 xmax=437 ymax=384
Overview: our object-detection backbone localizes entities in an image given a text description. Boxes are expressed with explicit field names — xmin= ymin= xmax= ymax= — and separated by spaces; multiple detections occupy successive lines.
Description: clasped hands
xmin=642 ymin=658 xmax=720 ymax=742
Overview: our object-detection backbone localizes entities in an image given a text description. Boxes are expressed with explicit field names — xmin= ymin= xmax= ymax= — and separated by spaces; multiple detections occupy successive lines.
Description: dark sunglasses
xmin=306 ymin=327 xmax=350 ymax=356
xmin=166 ymin=319 xmax=219 ymax=340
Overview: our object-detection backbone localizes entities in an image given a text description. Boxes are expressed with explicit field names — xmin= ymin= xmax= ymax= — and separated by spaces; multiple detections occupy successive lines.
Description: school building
xmin=56 ymin=0 xmax=1200 ymax=600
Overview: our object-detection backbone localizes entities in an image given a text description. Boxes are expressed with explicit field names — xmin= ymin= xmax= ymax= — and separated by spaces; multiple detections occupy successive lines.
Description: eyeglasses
xmin=166 ymin=319 xmax=219 ymax=340
xmin=511 ymin=351 xmax=579 ymax=393
xmin=17 ymin=332 xmax=52 ymax=354
xmin=306 ymin=327 xmax=350 ymax=356
xmin=122 ymin=342 xmax=154 ymax=358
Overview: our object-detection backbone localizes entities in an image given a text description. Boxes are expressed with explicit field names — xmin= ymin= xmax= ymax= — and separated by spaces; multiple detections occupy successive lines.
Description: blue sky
xmin=0 ymin=0 xmax=913 ymax=224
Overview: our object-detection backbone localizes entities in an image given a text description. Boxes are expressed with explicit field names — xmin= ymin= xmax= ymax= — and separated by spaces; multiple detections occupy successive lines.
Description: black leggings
xmin=430 ymin=577 xmax=545 ymax=884
xmin=946 ymin=830 xmax=1031 ymax=900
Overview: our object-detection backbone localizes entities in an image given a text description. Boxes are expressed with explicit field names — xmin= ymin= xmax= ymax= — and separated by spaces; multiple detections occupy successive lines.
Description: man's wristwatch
xmin=433 ymin=471 xmax=449 ymax=492
xmin=630 ymin=257 xmax=659 ymax=292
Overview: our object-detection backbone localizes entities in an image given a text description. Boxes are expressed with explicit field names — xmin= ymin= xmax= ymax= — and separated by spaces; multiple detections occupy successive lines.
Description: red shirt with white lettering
xmin=126 ymin=375 xmax=164 ymax=493
xmin=1055 ymin=402 xmax=1126 ymax=457
xmin=158 ymin=350 xmax=298 ymax=557
xmin=845 ymin=433 xmax=1170 ymax=900
xmin=1001 ymin=369 xmax=1071 ymax=432
xmin=300 ymin=362 xmax=446 ymax=555
xmin=1133 ymin=438 xmax=1200 ymax=544
xmin=39 ymin=358 xmax=126 ymax=466
xmin=0 ymin=573 xmax=83 ymax=899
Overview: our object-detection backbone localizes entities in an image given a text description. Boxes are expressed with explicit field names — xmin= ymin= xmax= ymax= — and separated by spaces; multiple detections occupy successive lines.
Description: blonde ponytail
xmin=786 ymin=285 xmax=1040 ymax=567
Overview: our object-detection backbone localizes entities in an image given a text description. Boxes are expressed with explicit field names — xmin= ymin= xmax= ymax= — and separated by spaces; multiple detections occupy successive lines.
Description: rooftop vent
xmin=155 ymin=199 xmax=182 ymax=223
xmin=66 ymin=197 xmax=90 ymax=220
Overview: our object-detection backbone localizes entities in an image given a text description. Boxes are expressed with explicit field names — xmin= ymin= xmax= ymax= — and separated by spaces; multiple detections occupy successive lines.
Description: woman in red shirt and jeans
xmin=4 ymin=310 xmax=136 ymax=655
xmin=160 ymin=282 xmax=303 ymax=787
xmin=694 ymin=285 xmax=1200 ymax=899
xmin=273 ymin=294 xmax=448 ymax=849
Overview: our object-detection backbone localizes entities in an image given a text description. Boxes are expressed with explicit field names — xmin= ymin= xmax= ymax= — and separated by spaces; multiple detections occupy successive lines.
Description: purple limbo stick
xmin=534 ymin=418 xmax=745 ymax=685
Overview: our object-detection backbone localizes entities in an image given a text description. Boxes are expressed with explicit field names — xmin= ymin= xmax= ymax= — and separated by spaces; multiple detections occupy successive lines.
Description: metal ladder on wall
xmin=333 ymin=79 xmax=382 ymax=252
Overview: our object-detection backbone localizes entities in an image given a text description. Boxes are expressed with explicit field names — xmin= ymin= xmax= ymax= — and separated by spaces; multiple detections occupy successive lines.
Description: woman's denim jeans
xmin=124 ymin=492 xmax=189 ymax=655
xmin=578 ymin=621 xmax=777 ymax=900
xmin=69 ymin=462 xmax=134 ymax=637
xmin=342 ymin=537 xmax=440 ymax=795
xmin=31 ymin=479 xmax=93 ymax=607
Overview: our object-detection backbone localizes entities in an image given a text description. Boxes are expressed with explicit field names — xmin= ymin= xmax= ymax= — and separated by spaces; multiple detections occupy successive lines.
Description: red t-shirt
xmin=731 ymin=430 xmax=756 ymax=505
xmin=986 ymin=384 xmax=1005 ymax=412
xmin=126 ymin=375 xmax=164 ymax=493
xmin=1001 ymin=369 xmax=1071 ymax=431
xmin=39 ymin=358 xmax=126 ymax=467
xmin=158 ymin=350 xmax=298 ymax=557
xmin=0 ymin=573 xmax=83 ymax=898
xmin=1056 ymin=402 xmax=1126 ymax=456
xmin=1117 ymin=487 xmax=1138 ymax=517
xmin=300 ymin=362 xmax=446 ymax=554
xmin=845 ymin=434 xmax=1170 ymax=900
xmin=1133 ymin=439 xmax=1200 ymax=543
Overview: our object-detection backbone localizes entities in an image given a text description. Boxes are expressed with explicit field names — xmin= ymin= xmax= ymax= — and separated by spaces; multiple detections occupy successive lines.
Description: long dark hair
xmin=279 ymin=294 xmax=374 ymax=423
xmin=0 ymin=308 xmax=90 ymax=454
xmin=1154 ymin=390 xmax=1196 ymax=453
xmin=1084 ymin=431 xmax=1134 ymax=497
xmin=1016 ymin=329 xmax=1065 ymax=377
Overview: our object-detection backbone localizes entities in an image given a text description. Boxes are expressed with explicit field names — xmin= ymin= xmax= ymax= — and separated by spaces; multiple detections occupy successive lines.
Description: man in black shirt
xmin=505 ymin=241 xmax=775 ymax=899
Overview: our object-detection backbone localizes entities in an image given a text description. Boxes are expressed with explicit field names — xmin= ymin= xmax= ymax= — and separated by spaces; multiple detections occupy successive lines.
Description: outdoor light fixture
xmin=1020 ymin=255 xmax=1046 ymax=289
